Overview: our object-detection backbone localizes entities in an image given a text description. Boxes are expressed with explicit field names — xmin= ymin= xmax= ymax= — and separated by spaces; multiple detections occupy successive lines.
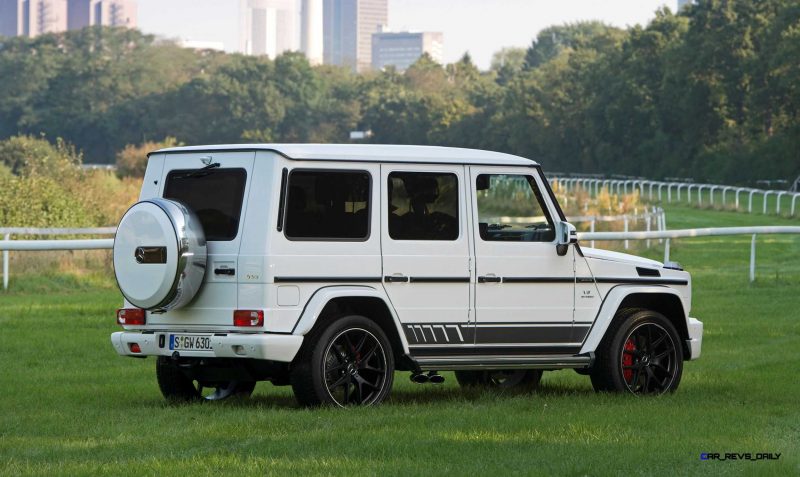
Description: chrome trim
xmin=146 ymin=198 xmax=207 ymax=312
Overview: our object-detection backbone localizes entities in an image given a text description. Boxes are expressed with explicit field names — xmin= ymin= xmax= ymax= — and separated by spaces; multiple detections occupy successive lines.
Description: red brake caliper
xmin=622 ymin=338 xmax=635 ymax=383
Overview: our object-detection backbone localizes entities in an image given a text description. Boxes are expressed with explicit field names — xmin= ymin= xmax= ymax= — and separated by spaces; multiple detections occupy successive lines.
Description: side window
xmin=388 ymin=172 xmax=459 ymax=241
xmin=284 ymin=170 xmax=371 ymax=240
xmin=164 ymin=168 xmax=247 ymax=241
xmin=476 ymin=174 xmax=555 ymax=242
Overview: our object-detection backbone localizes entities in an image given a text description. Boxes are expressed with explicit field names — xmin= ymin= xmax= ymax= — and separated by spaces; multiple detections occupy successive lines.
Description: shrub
xmin=116 ymin=137 xmax=180 ymax=178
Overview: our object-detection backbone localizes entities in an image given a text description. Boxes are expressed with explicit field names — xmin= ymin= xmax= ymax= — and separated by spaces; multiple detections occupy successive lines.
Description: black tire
xmin=455 ymin=369 xmax=543 ymax=391
xmin=590 ymin=309 xmax=684 ymax=395
xmin=155 ymin=357 xmax=256 ymax=402
xmin=290 ymin=315 xmax=395 ymax=407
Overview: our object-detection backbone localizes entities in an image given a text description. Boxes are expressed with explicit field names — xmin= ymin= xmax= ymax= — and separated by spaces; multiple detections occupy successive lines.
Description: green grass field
xmin=1 ymin=205 xmax=799 ymax=476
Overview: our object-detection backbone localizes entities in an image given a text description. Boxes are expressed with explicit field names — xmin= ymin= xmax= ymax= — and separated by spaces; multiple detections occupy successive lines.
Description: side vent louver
xmin=636 ymin=267 xmax=661 ymax=277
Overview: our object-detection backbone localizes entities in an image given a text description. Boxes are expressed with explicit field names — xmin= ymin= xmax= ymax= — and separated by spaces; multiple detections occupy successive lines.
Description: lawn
xmin=0 ymin=205 xmax=798 ymax=476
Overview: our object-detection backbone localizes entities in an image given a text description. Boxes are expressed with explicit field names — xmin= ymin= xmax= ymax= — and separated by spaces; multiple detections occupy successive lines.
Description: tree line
xmin=0 ymin=0 xmax=798 ymax=185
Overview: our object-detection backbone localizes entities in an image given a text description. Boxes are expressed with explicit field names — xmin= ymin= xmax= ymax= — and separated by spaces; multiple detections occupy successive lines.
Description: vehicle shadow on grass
xmin=144 ymin=380 xmax=600 ymax=410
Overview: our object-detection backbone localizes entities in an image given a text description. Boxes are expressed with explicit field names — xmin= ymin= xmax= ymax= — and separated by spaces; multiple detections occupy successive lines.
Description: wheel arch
xmin=580 ymin=285 xmax=690 ymax=358
xmin=291 ymin=286 xmax=412 ymax=370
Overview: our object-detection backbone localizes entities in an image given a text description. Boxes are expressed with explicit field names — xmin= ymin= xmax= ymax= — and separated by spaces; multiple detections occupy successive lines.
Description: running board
xmin=414 ymin=354 xmax=593 ymax=371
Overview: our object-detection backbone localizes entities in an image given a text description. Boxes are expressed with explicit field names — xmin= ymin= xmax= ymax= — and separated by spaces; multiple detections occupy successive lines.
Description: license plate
xmin=169 ymin=334 xmax=212 ymax=351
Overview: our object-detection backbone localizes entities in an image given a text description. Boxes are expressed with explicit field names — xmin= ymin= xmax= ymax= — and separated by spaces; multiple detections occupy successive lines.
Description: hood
xmin=581 ymin=247 xmax=663 ymax=268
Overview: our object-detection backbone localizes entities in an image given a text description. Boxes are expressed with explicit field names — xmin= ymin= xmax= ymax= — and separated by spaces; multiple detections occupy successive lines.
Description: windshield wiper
xmin=179 ymin=162 xmax=221 ymax=179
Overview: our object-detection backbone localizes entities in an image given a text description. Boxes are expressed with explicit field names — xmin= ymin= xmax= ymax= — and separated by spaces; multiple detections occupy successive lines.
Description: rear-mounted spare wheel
xmin=113 ymin=198 xmax=207 ymax=312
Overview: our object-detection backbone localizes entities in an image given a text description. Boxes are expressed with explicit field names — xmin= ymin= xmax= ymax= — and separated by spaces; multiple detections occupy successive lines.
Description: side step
xmin=414 ymin=354 xmax=593 ymax=371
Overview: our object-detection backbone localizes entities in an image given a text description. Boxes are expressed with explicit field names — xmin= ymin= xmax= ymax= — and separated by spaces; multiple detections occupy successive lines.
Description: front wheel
xmin=590 ymin=310 xmax=684 ymax=395
xmin=290 ymin=315 xmax=395 ymax=407
xmin=455 ymin=369 xmax=542 ymax=391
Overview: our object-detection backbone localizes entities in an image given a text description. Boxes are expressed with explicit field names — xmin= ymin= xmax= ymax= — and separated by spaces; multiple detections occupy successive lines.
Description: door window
xmin=388 ymin=172 xmax=459 ymax=241
xmin=475 ymin=174 xmax=555 ymax=242
xmin=284 ymin=170 xmax=371 ymax=240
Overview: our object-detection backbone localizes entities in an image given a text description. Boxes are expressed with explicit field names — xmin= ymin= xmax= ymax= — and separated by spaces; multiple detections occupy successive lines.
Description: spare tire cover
xmin=113 ymin=198 xmax=207 ymax=311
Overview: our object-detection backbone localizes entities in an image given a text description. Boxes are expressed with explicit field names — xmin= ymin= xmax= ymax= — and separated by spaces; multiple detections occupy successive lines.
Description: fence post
xmin=646 ymin=213 xmax=651 ymax=248
xmin=664 ymin=238 xmax=670 ymax=263
xmin=750 ymin=234 xmax=756 ymax=283
xmin=624 ymin=216 xmax=629 ymax=250
xmin=3 ymin=233 xmax=9 ymax=291
xmin=590 ymin=218 xmax=596 ymax=249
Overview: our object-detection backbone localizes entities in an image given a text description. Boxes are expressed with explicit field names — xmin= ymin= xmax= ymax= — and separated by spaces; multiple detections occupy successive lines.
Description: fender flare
xmin=579 ymin=285 xmax=687 ymax=355
xmin=291 ymin=285 xmax=410 ymax=354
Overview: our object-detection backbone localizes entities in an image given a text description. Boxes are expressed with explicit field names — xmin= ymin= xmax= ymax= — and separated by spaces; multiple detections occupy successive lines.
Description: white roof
xmin=154 ymin=144 xmax=538 ymax=167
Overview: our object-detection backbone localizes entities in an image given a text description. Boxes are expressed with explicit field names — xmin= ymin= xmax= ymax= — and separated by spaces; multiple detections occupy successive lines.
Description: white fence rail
xmin=579 ymin=226 xmax=800 ymax=282
xmin=2 ymin=225 xmax=798 ymax=289
xmin=551 ymin=177 xmax=800 ymax=216
xmin=1 ymin=227 xmax=116 ymax=291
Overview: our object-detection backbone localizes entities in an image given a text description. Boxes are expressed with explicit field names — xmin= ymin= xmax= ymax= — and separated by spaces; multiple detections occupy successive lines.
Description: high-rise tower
xmin=301 ymin=0 xmax=323 ymax=65
xmin=323 ymin=0 xmax=387 ymax=72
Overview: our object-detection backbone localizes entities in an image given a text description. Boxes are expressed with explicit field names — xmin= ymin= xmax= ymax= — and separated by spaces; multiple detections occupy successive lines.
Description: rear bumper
xmin=110 ymin=331 xmax=303 ymax=363
xmin=686 ymin=317 xmax=703 ymax=360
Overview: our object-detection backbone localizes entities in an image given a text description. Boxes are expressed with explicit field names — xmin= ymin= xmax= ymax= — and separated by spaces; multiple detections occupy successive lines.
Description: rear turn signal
xmin=234 ymin=310 xmax=264 ymax=327
xmin=117 ymin=308 xmax=145 ymax=326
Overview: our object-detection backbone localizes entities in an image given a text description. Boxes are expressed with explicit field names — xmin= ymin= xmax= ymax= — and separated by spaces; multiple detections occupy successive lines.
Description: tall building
xmin=241 ymin=0 xmax=297 ymax=58
xmin=372 ymin=31 xmax=443 ymax=71
xmin=0 ymin=0 xmax=68 ymax=37
xmin=67 ymin=0 xmax=137 ymax=30
xmin=323 ymin=0 xmax=387 ymax=72
xmin=301 ymin=0 xmax=323 ymax=65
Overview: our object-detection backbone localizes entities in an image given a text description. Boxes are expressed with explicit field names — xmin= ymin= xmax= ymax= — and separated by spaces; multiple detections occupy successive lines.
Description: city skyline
xmin=1 ymin=0 xmax=677 ymax=69
xmin=134 ymin=0 xmax=673 ymax=69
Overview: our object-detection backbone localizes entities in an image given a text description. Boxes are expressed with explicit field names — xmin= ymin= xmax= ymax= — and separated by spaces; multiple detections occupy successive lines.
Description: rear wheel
xmin=455 ymin=369 xmax=543 ymax=391
xmin=290 ymin=315 xmax=395 ymax=407
xmin=590 ymin=310 xmax=683 ymax=395
xmin=155 ymin=357 xmax=256 ymax=402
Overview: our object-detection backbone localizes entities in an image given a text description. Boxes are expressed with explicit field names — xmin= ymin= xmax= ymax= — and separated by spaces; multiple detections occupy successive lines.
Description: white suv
xmin=111 ymin=144 xmax=703 ymax=406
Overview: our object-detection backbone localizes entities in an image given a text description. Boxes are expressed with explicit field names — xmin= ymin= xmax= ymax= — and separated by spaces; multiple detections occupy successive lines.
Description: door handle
xmin=478 ymin=276 xmax=502 ymax=283
xmin=384 ymin=275 xmax=409 ymax=283
xmin=214 ymin=268 xmax=235 ymax=276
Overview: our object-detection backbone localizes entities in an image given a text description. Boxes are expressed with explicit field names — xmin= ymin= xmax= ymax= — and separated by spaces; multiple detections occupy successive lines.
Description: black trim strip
xmin=274 ymin=277 xmax=382 ymax=283
xmin=409 ymin=277 xmax=471 ymax=283
xmin=384 ymin=276 xmax=409 ymax=283
xmin=410 ymin=346 xmax=582 ymax=357
xmin=276 ymin=167 xmax=288 ymax=231
xmin=477 ymin=326 xmax=574 ymax=344
xmin=480 ymin=276 xmax=687 ymax=286
xmin=502 ymin=277 xmax=573 ymax=283
xmin=594 ymin=277 xmax=687 ymax=285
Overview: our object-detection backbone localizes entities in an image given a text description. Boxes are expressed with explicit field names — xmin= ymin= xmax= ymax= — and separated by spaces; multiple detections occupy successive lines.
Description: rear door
xmin=380 ymin=164 xmax=474 ymax=357
xmin=148 ymin=151 xmax=256 ymax=327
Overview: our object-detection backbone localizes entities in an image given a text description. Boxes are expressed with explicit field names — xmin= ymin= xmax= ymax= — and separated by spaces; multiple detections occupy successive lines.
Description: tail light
xmin=234 ymin=310 xmax=264 ymax=327
xmin=117 ymin=308 xmax=145 ymax=326
xmin=129 ymin=343 xmax=141 ymax=353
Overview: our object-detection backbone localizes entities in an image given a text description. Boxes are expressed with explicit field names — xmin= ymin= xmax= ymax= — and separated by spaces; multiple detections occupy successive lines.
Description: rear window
xmin=164 ymin=168 xmax=247 ymax=241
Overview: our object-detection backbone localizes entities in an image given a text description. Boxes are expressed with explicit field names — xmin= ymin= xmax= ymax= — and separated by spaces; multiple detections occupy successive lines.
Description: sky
xmin=138 ymin=0 xmax=675 ymax=69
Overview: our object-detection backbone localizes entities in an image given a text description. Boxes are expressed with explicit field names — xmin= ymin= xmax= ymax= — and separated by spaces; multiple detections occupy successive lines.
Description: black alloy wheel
xmin=590 ymin=309 xmax=684 ymax=395
xmin=620 ymin=323 xmax=680 ymax=394
xmin=156 ymin=356 xmax=256 ymax=402
xmin=322 ymin=328 xmax=389 ymax=406
xmin=291 ymin=315 xmax=395 ymax=407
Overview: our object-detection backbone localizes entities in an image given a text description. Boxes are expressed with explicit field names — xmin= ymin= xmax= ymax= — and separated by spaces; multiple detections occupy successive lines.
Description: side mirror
xmin=555 ymin=222 xmax=577 ymax=256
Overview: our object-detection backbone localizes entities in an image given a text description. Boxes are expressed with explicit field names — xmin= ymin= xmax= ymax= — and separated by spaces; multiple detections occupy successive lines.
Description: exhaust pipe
xmin=428 ymin=373 xmax=445 ymax=385
xmin=410 ymin=373 xmax=429 ymax=384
